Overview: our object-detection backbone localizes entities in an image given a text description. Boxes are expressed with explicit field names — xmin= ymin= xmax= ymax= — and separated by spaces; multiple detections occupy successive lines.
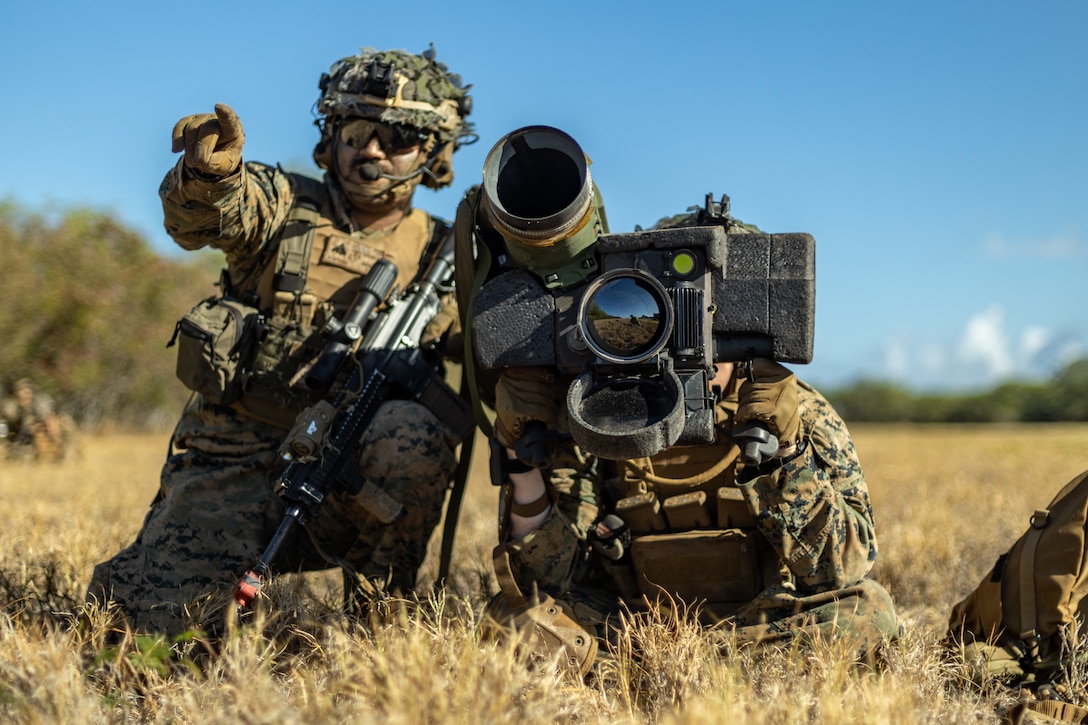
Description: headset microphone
xmin=358 ymin=163 xmax=382 ymax=181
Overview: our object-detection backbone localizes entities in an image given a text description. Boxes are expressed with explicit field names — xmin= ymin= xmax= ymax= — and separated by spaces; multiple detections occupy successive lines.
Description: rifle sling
xmin=438 ymin=372 xmax=477 ymax=582
xmin=454 ymin=188 xmax=496 ymax=438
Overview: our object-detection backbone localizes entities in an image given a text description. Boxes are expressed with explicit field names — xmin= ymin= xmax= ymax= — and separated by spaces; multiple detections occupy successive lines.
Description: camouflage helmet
xmin=313 ymin=45 xmax=474 ymax=190
xmin=648 ymin=194 xmax=763 ymax=234
xmin=316 ymin=45 xmax=473 ymax=145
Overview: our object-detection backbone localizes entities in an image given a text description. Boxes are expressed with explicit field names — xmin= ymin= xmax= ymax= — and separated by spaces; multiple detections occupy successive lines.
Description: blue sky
xmin=2 ymin=1 xmax=1084 ymax=392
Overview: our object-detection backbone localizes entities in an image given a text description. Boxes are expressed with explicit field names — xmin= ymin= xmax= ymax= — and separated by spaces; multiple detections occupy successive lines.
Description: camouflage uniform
xmin=88 ymin=47 xmax=473 ymax=635
xmin=489 ymin=374 xmax=899 ymax=663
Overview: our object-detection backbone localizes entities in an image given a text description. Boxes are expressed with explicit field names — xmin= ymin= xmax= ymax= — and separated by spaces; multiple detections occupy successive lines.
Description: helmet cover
xmin=316 ymin=46 xmax=473 ymax=144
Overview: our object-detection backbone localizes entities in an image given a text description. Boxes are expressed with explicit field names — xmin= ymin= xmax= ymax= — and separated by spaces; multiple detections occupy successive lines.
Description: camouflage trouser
xmin=86 ymin=396 xmax=459 ymax=635
xmin=723 ymin=577 xmax=900 ymax=655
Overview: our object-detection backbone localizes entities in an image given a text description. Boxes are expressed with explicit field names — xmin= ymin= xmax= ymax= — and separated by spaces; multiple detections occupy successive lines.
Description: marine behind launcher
xmin=453 ymin=125 xmax=900 ymax=675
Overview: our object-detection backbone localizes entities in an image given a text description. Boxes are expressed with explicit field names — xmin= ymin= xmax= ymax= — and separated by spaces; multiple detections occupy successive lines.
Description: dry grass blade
xmin=1 ymin=424 xmax=1086 ymax=723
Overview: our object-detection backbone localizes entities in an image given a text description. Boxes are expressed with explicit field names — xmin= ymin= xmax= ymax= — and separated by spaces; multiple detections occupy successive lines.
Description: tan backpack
xmin=949 ymin=469 xmax=1088 ymax=681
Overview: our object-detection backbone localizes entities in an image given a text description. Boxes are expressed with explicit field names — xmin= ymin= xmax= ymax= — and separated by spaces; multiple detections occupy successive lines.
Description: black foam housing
xmin=471 ymin=229 xmax=815 ymax=369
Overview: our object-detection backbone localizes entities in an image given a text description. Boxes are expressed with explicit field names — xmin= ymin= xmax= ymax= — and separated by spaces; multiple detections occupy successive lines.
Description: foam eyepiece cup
xmin=566 ymin=367 xmax=686 ymax=460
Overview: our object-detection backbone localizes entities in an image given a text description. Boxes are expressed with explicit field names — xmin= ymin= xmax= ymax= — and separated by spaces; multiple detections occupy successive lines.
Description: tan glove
xmin=171 ymin=102 xmax=245 ymax=177
xmin=733 ymin=358 xmax=801 ymax=466
xmin=494 ymin=366 xmax=560 ymax=450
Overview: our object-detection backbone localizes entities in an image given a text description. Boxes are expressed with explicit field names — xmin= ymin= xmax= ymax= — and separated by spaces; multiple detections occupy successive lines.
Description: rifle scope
xmin=305 ymin=258 xmax=398 ymax=392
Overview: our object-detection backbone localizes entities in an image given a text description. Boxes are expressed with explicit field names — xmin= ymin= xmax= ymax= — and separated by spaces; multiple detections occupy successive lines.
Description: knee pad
xmin=483 ymin=592 xmax=597 ymax=677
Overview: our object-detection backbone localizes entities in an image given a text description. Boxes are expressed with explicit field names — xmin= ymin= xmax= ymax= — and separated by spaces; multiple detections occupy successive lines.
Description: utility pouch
xmin=662 ymin=490 xmax=711 ymax=530
xmin=717 ymin=487 xmax=757 ymax=528
xmin=630 ymin=529 xmax=763 ymax=607
xmin=615 ymin=491 xmax=667 ymax=535
xmin=168 ymin=295 xmax=262 ymax=405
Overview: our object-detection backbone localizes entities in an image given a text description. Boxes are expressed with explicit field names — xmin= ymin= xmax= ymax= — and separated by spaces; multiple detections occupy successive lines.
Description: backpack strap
xmin=272 ymin=174 xmax=325 ymax=293
xmin=1018 ymin=508 xmax=1051 ymax=657
xmin=410 ymin=212 xmax=452 ymax=288
xmin=230 ymin=171 xmax=326 ymax=304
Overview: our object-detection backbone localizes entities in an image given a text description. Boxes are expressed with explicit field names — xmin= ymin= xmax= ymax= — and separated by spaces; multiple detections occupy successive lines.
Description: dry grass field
xmin=1 ymin=423 xmax=1087 ymax=723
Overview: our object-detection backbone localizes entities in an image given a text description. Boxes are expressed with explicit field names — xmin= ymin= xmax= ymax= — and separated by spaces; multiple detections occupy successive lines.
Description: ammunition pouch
xmin=603 ymin=445 xmax=780 ymax=621
xmin=629 ymin=529 xmax=765 ymax=618
xmin=168 ymin=292 xmax=330 ymax=415
xmin=168 ymin=295 xmax=263 ymax=406
xmin=242 ymin=306 xmax=325 ymax=413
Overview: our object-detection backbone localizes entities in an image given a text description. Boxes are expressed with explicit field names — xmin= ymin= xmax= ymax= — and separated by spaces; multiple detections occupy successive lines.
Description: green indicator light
xmin=672 ymin=252 xmax=695 ymax=276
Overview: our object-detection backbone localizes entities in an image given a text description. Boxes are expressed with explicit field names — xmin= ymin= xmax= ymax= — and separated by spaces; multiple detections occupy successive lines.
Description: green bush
xmin=825 ymin=359 xmax=1088 ymax=423
xmin=0 ymin=199 xmax=220 ymax=429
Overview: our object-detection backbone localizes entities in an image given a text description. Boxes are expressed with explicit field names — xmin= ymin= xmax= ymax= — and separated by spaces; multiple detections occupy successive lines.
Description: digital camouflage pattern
xmin=88 ymin=398 xmax=458 ymax=635
xmin=491 ymin=377 xmax=899 ymax=660
xmin=87 ymin=144 xmax=462 ymax=634
xmin=724 ymin=577 xmax=899 ymax=652
xmin=737 ymin=383 xmax=878 ymax=590
xmin=499 ymin=449 xmax=601 ymax=595
xmin=312 ymin=47 xmax=474 ymax=193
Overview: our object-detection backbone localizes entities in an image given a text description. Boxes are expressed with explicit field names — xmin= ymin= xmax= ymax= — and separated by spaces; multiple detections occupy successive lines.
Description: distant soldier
xmin=0 ymin=378 xmax=78 ymax=462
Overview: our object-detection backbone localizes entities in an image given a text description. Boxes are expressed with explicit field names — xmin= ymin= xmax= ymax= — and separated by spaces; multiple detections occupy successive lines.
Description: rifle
xmin=234 ymin=232 xmax=473 ymax=608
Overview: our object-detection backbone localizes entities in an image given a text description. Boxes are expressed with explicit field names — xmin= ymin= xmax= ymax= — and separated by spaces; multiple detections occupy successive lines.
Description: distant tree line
xmin=2 ymin=200 xmax=1086 ymax=429
xmin=0 ymin=200 xmax=219 ymax=430
xmin=825 ymin=359 xmax=1088 ymax=423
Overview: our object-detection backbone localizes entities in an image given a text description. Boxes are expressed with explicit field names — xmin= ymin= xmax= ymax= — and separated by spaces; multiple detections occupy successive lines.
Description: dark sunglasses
xmin=341 ymin=119 xmax=429 ymax=153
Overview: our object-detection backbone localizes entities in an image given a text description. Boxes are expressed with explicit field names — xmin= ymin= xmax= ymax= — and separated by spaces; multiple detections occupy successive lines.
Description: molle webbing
xmin=272 ymin=177 xmax=325 ymax=294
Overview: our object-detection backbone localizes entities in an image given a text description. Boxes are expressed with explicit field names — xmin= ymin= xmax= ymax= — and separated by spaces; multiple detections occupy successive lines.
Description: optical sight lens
xmin=583 ymin=274 xmax=669 ymax=361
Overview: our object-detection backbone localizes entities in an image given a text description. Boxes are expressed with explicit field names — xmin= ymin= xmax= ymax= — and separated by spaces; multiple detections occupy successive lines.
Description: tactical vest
xmin=598 ymin=397 xmax=785 ymax=623
xmin=231 ymin=174 xmax=444 ymax=429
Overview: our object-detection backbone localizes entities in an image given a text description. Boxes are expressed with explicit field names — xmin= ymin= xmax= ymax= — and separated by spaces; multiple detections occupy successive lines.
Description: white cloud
xmin=881 ymin=337 xmax=909 ymax=378
xmin=957 ymin=305 xmax=1013 ymax=378
xmin=1018 ymin=326 xmax=1050 ymax=364
xmin=916 ymin=343 xmax=946 ymax=378
xmin=874 ymin=306 xmax=1083 ymax=390
xmin=982 ymin=231 xmax=1083 ymax=259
